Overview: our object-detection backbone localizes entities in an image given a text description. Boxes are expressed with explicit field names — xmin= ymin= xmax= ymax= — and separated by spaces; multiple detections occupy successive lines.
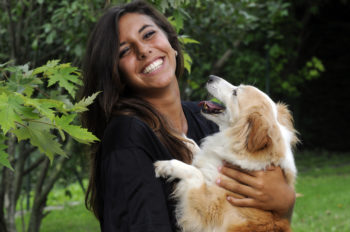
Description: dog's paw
xmin=154 ymin=161 xmax=174 ymax=178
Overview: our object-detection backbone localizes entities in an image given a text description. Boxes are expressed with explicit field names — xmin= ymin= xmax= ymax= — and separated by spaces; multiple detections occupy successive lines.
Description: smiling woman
xmin=117 ymin=13 xmax=178 ymax=98
xmin=80 ymin=1 xmax=296 ymax=232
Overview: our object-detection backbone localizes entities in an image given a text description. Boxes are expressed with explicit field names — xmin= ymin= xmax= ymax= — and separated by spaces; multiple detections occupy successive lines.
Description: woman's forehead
xmin=118 ymin=13 xmax=157 ymax=30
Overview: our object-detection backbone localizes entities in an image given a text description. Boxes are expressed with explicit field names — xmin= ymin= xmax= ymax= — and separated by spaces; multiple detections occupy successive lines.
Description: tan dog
xmin=155 ymin=75 xmax=298 ymax=232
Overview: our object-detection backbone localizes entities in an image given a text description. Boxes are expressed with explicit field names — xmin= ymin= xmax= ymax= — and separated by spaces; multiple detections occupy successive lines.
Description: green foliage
xmin=180 ymin=0 xmax=325 ymax=99
xmin=0 ymin=61 xmax=99 ymax=168
xmin=0 ymin=134 xmax=13 ymax=170
xmin=0 ymin=0 xmax=101 ymax=65
xmin=148 ymin=0 xmax=190 ymax=12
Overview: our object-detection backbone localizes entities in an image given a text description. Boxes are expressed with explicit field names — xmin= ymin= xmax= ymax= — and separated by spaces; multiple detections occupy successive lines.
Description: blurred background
xmin=0 ymin=0 xmax=349 ymax=231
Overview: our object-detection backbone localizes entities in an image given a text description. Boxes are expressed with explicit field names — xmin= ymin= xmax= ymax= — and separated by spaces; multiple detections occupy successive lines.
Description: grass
xmin=15 ymin=150 xmax=350 ymax=232
xmin=292 ymin=150 xmax=350 ymax=231
xmin=39 ymin=204 xmax=99 ymax=232
xmin=16 ymin=203 xmax=99 ymax=232
xmin=15 ymin=180 xmax=99 ymax=232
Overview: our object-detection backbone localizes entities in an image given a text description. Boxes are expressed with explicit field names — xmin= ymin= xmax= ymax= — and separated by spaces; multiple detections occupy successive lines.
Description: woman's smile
xmin=141 ymin=57 xmax=164 ymax=74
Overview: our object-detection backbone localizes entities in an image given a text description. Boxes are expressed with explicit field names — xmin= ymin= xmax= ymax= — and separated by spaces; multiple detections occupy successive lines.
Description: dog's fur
xmin=154 ymin=76 xmax=298 ymax=232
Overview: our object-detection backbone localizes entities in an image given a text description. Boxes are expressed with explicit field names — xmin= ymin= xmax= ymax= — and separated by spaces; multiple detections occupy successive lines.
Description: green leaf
xmin=69 ymin=91 xmax=100 ymax=112
xmin=4 ymin=64 xmax=42 ymax=97
xmin=21 ymin=97 xmax=56 ymax=120
xmin=45 ymin=63 xmax=82 ymax=98
xmin=173 ymin=10 xmax=183 ymax=33
xmin=0 ymin=143 xmax=13 ymax=171
xmin=13 ymin=123 xmax=66 ymax=162
xmin=179 ymin=36 xmax=200 ymax=45
xmin=33 ymin=60 xmax=60 ymax=75
xmin=54 ymin=114 xmax=99 ymax=144
xmin=0 ymin=93 xmax=23 ymax=133
xmin=183 ymin=52 xmax=192 ymax=74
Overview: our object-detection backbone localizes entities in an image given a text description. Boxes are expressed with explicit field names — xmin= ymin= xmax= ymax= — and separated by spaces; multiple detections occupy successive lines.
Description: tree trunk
xmin=27 ymin=156 xmax=67 ymax=232
xmin=0 ymin=167 xmax=8 ymax=232
xmin=4 ymin=135 xmax=17 ymax=232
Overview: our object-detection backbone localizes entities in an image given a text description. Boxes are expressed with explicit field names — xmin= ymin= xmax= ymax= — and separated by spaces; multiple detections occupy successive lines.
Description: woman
xmin=81 ymin=1 xmax=295 ymax=231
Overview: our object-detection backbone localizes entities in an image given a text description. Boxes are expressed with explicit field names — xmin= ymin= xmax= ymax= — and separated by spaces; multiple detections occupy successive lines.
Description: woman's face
xmin=117 ymin=13 xmax=178 ymax=96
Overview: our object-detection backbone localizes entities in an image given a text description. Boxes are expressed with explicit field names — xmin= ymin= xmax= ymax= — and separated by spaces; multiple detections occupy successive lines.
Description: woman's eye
xmin=119 ymin=47 xmax=130 ymax=58
xmin=143 ymin=31 xmax=155 ymax=39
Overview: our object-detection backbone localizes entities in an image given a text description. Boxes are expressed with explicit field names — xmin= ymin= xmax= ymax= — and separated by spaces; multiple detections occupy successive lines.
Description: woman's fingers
xmin=226 ymin=196 xmax=263 ymax=209
xmin=219 ymin=165 xmax=256 ymax=186
xmin=217 ymin=175 xmax=251 ymax=199
xmin=217 ymin=168 xmax=268 ymax=201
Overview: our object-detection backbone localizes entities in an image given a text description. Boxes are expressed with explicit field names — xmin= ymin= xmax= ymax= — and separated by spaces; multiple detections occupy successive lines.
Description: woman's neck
xmin=142 ymin=79 xmax=188 ymax=135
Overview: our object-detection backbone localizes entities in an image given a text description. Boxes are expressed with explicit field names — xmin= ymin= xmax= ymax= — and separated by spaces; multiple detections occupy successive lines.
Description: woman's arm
xmin=216 ymin=164 xmax=295 ymax=222
xmin=100 ymin=117 xmax=176 ymax=231
xmin=101 ymin=147 xmax=175 ymax=232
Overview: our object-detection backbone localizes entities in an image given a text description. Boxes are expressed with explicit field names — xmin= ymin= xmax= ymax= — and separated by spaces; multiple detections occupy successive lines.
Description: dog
xmin=154 ymin=75 xmax=298 ymax=232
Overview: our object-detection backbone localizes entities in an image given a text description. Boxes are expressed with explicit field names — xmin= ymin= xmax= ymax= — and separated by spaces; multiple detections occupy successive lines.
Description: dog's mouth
xmin=198 ymin=101 xmax=226 ymax=114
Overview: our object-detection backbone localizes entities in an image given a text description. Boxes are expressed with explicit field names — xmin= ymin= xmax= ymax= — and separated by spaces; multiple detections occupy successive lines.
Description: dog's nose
xmin=208 ymin=75 xmax=219 ymax=83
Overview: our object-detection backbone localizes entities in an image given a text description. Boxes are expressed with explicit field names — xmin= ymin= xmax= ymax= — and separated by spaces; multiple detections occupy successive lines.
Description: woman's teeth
xmin=143 ymin=59 xmax=163 ymax=74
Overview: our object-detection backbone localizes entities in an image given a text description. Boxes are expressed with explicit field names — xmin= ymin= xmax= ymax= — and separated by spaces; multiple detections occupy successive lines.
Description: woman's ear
xmin=246 ymin=112 xmax=272 ymax=153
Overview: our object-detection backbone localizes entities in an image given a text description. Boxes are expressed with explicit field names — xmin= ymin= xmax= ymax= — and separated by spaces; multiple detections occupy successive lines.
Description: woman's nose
xmin=136 ymin=43 xmax=151 ymax=60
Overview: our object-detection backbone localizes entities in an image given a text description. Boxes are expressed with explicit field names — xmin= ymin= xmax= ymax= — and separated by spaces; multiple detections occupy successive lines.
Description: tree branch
xmin=3 ymin=0 xmax=17 ymax=62
xmin=34 ymin=158 xmax=50 ymax=197
xmin=39 ymin=156 xmax=67 ymax=206
xmin=211 ymin=49 xmax=233 ymax=75
xmin=14 ymin=142 xmax=27 ymax=203
xmin=22 ymin=154 xmax=45 ymax=176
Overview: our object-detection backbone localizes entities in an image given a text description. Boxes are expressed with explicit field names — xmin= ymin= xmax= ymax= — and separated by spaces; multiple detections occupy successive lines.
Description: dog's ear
xmin=246 ymin=112 xmax=272 ymax=153
xmin=277 ymin=103 xmax=299 ymax=147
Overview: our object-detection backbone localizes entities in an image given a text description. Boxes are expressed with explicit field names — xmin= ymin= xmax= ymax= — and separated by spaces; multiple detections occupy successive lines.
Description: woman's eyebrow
xmin=139 ymin=24 xmax=153 ymax=33
xmin=119 ymin=24 xmax=154 ymax=47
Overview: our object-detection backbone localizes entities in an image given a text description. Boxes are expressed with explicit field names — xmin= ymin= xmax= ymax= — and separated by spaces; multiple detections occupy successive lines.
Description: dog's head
xmin=200 ymin=75 xmax=298 ymax=155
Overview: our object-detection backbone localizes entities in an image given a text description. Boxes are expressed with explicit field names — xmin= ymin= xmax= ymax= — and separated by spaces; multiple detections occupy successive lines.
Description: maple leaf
xmin=54 ymin=114 xmax=99 ymax=144
xmin=45 ymin=63 xmax=82 ymax=98
xmin=5 ymin=64 xmax=42 ymax=97
xmin=32 ymin=60 xmax=60 ymax=75
xmin=33 ymin=61 xmax=82 ymax=98
xmin=20 ymin=96 xmax=66 ymax=120
xmin=0 ymin=93 xmax=23 ymax=133
xmin=69 ymin=91 xmax=100 ymax=112
xmin=0 ymin=143 xmax=13 ymax=171
xmin=12 ymin=122 xmax=66 ymax=162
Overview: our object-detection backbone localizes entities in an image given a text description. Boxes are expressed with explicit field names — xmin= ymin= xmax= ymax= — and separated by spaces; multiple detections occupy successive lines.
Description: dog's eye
xmin=233 ymin=89 xmax=238 ymax=96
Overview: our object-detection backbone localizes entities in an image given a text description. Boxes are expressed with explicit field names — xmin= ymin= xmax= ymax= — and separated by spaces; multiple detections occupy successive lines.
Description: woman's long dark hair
xmin=81 ymin=0 xmax=192 ymax=219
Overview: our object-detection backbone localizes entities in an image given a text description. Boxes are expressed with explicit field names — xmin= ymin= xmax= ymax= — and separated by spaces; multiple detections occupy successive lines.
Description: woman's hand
xmin=216 ymin=163 xmax=295 ymax=221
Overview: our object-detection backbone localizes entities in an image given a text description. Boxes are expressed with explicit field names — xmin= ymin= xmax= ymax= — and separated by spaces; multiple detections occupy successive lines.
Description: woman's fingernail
xmin=227 ymin=196 xmax=231 ymax=201
xmin=216 ymin=178 xmax=221 ymax=185
xmin=218 ymin=166 xmax=222 ymax=172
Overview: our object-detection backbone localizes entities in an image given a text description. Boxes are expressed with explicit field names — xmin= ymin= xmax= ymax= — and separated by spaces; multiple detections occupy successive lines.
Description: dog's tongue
xmin=198 ymin=101 xmax=225 ymax=114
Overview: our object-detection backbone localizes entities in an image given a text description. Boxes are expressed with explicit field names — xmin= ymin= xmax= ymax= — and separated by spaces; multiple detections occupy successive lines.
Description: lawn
xmin=15 ymin=181 xmax=100 ymax=232
xmin=292 ymin=150 xmax=350 ymax=231
xmin=15 ymin=150 xmax=350 ymax=232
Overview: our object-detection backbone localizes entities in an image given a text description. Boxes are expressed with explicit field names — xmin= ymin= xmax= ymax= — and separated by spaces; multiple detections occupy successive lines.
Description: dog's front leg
xmin=154 ymin=160 xmax=204 ymax=187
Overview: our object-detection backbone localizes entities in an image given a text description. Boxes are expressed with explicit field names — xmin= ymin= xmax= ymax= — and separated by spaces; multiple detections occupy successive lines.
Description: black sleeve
xmin=99 ymin=116 xmax=175 ymax=232
xmin=101 ymin=147 xmax=173 ymax=232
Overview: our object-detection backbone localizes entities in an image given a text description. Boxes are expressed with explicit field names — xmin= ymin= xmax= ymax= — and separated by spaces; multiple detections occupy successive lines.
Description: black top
xmin=98 ymin=101 xmax=218 ymax=232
